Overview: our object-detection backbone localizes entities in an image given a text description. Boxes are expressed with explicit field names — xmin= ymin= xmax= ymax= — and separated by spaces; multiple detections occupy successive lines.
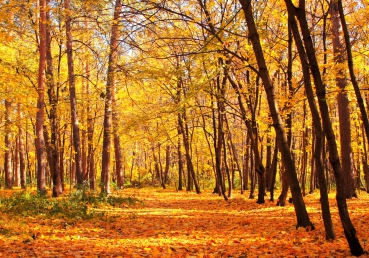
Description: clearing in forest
xmin=0 ymin=188 xmax=369 ymax=257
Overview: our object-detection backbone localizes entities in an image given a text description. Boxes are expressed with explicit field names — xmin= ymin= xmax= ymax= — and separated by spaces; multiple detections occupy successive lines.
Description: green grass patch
xmin=0 ymin=189 xmax=142 ymax=220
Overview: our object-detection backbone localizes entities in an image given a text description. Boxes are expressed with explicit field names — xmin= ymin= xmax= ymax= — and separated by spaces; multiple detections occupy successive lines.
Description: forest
xmin=1 ymin=0 xmax=369 ymax=256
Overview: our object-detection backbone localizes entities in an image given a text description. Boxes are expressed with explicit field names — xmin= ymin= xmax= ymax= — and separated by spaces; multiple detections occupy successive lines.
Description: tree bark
xmin=337 ymin=0 xmax=369 ymax=176
xmin=36 ymin=0 xmax=47 ymax=194
xmin=239 ymin=0 xmax=313 ymax=229
xmin=331 ymin=1 xmax=356 ymax=198
xmin=101 ymin=0 xmax=122 ymax=194
xmin=18 ymin=105 xmax=26 ymax=189
xmin=4 ymin=99 xmax=12 ymax=189
xmin=64 ymin=0 xmax=84 ymax=186
xmin=46 ymin=0 xmax=62 ymax=197
xmin=85 ymin=61 xmax=95 ymax=190
xmin=286 ymin=1 xmax=336 ymax=240
xmin=285 ymin=0 xmax=363 ymax=253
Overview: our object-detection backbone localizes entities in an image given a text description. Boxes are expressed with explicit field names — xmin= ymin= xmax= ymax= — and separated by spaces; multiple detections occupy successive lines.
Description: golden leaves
xmin=0 ymin=188 xmax=368 ymax=257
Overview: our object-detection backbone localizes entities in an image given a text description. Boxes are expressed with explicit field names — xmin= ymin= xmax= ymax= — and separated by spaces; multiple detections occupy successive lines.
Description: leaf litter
xmin=0 ymin=188 xmax=369 ymax=257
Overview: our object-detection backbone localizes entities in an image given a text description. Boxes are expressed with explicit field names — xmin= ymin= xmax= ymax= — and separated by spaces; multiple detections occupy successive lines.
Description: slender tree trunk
xmin=46 ymin=1 xmax=62 ymax=197
xmin=270 ymin=137 xmax=278 ymax=202
xmin=331 ymin=1 xmax=356 ymax=198
xmin=212 ymin=90 xmax=223 ymax=196
xmin=239 ymin=0 xmax=313 ymax=229
xmin=36 ymin=0 xmax=47 ymax=193
xmin=14 ymin=135 xmax=20 ymax=187
xmin=164 ymin=145 xmax=170 ymax=184
xmin=337 ymin=0 xmax=369 ymax=171
xmin=179 ymin=113 xmax=201 ymax=194
xmin=4 ymin=99 xmax=12 ymax=189
xmin=177 ymin=133 xmax=183 ymax=190
xmin=60 ymin=128 xmax=66 ymax=191
xmin=227 ymin=75 xmax=265 ymax=202
xmin=243 ymin=136 xmax=250 ymax=190
xmin=265 ymin=135 xmax=272 ymax=191
xmin=226 ymin=123 xmax=243 ymax=194
xmin=309 ymin=127 xmax=316 ymax=194
xmin=114 ymin=134 xmax=124 ymax=189
xmin=286 ymin=3 xmax=335 ymax=240
xmin=157 ymin=144 xmax=166 ymax=189
xmin=101 ymin=0 xmax=122 ymax=194
xmin=64 ymin=0 xmax=83 ymax=186
xmin=301 ymin=101 xmax=308 ymax=197
xmin=285 ymin=0 xmax=363 ymax=253
xmin=86 ymin=61 xmax=95 ymax=190
xmin=18 ymin=105 xmax=26 ymax=189
xmin=362 ymin=125 xmax=369 ymax=192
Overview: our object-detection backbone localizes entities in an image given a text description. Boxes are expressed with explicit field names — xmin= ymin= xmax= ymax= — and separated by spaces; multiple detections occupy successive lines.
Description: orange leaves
xmin=0 ymin=189 xmax=369 ymax=257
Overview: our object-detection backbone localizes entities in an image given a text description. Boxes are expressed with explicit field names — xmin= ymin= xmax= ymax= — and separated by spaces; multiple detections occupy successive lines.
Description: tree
xmin=331 ymin=0 xmax=356 ymax=199
xmin=284 ymin=0 xmax=364 ymax=254
xmin=64 ymin=0 xmax=84 ymax=186
xmin=101 ymin=0 xmax=122 ymax=194
xmin=238 ymin=0 xmax=314 ymax=229
xmin=36 ymin=0 xmax=47 ymax=194
xmin=286 ymin=3 xmax=335 ymax=240
xmin=46 ymin=0 xmax=62 ymax=197
xmin=4 ymin=98 xmax=12 ymax=189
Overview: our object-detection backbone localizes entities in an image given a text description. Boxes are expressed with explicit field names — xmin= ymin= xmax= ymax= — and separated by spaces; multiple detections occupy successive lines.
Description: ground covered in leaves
xmin=0 ymin=188 xmax=369 ymax=257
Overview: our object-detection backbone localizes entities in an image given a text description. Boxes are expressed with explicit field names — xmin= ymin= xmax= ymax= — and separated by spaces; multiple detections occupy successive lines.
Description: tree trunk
xmin=46 ymin=1 xmax=62 ymax=197
xmin=36 ymin=0 xmax=47 ymax=194
xmin=309 ymin=127 xmax=316 ymax=194
xmin=227 ymin=75 xmax=265 ymax=202
xmin=362 ymin=125 xmax=369 ymax=192
xmin=265 ymin=135 xmax=272 ymax=191
xmin=114 ymin=134 xmax=124 ymax=189
xmin=287 ymin=3 xmax=336 ymax=240
xmin=337 ymin=1 xmax=369 ymax=177
xmin=18 ymin=105 xmax=26 ymax=189
xmin=270 ymin=137 xmax=278 ymax=202
xmin=4 ymin=99 xmax=12 ymax=189
xmin=64 ymin=0 xmax=84 ymax=186
xmin=285 ymin=0 xmax=363 ymax=253
xmin=85 ymin=61 xmax=96 ymax=190
xmin=164 ymin=145 xmax=171 ymax=184
xmin=177 ymin=133 xmax=183 ymax=190
xmin=239 ymin=0 xmax=313 ymax=229
xmin=331 ymin=1 xmax=356 ymax=199
xmin=181 ymin=117 xmax=200 ymax=194
xmin=101 ymin=0 xmax=122 ymax=194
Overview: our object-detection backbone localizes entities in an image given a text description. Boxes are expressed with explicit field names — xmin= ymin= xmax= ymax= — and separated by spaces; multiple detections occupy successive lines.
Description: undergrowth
xmin=0 ymin=189 xmax=142 ymax=220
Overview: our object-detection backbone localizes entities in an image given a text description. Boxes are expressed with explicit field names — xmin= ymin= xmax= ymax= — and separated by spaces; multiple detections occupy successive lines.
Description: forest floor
xmin=0 ymin=187 xmax=369 ymax=257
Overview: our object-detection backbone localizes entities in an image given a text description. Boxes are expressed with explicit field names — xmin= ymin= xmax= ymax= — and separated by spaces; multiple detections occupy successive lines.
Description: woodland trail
xmin=0 ymin=188 xmax=369 ymax=257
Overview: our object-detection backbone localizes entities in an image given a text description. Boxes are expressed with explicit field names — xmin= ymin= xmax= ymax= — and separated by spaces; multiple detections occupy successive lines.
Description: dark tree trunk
xmin=164 ymin=145 xmax=171 ymax=184
xmin=101 ymin=0 xmax=122 ymax=194
xmin=85 ymin=62 xmax=95 ymax=190
xmin=285 ymin=0 xmax=363 ymax=253
xmin=287 ymin=3 xmax=336 ymax=240
xmin=269 ymin=137 xmax=278 ymax=202
xmin=46 ymin=1 xmax=62 ymax=197
xmin=239 ymin=0 xmax=314 ymax=229
xmin=114 ymin=134 xmax=124 ymax=189
xmin=177 ymin=126 xmax=183 ymax=190
xmin=36 ymin=0 xmax=47 ymax=194
xmin=179 ymin=114 xmax=200 ymax=194
xmin=64 ymin=0 xmax=84 ymax=186
xmin=337 ymin=1 xmax=369 ymax=182
xmin=18 ymin=106 xmax=26 ymax=189
xmin=363 ymin=125 xmax=369 ymax=192
xmin=4 ymin=99 xmax=12 ymax=189
xmin=331 ymin=1 xmax=356 ymax=199
xmin=265 ymin=135 xmax=272 ymax=191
